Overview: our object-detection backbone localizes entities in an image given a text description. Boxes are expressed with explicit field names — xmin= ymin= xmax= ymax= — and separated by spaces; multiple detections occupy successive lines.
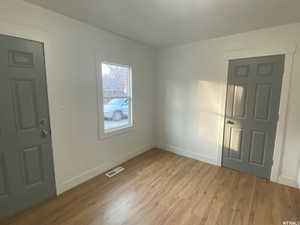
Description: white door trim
xmin=216 ymin=43 xmax=297 ymax=183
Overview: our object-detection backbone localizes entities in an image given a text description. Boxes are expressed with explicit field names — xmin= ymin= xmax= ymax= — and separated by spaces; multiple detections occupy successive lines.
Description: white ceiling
xmin=26 ymin=0 xmax=300 ymax=47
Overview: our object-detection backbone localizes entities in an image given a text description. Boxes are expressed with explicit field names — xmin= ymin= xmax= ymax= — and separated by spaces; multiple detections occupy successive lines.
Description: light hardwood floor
xmin=1 ymin=149 xmax=300 ymax=225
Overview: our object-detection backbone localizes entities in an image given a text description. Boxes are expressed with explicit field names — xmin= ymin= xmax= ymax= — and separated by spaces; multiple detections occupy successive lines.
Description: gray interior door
xmin=0 ymin=35 xmax=56 ymax=220
xmin=222 ymin=55 xmax=284 ymax=179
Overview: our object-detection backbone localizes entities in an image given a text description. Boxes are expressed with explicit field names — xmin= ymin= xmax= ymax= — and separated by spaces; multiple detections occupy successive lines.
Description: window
xmin=99 ymin=62 xmax=133 ymax=136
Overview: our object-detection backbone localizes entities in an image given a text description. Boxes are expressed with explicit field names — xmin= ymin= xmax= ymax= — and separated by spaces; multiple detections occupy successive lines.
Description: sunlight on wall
xmin=159 ymin=78 xmax=225 ymax=156
xmin=162 ymin=80 xmax=186 ymax=147
xmin=196 ymin=80 xmax=222 ymax=137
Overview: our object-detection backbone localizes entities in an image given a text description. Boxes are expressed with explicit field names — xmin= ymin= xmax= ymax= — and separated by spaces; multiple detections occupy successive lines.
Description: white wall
xmin=1 ymin=0 xmax=299 ymax=194
xmin=156 ymin=23 xmax=300 ymax=188
xmin=0 ymin=0 xmax=156 ymax=194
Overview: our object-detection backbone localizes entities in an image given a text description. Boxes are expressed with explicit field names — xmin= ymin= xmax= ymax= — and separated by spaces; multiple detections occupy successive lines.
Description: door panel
xmin=9 ymin=50 xmax=34 ymax=68
xmin=257 ymin=63 xmax=274 ymax=76
xmin=222 ymin=55 xmax=284 ymax=179
xmin=12 ymin=79 xmax=39 ymax=130
xmin=248 ymin=130 xmax=267 ymax=165
xmin=22 ymin=146 xmax=44 ymax=187
xmin=0 ymin=35 xmax=56 ymax=220
xmin=235 ymin=65 xmax=249 ymax=77
xmin=254 ymin=84 xmax=272 ymax=121
xmin=228 ymin=127 xmax=244 ymax=161
xmin=233 ymin=84 xmax=248 ymax=119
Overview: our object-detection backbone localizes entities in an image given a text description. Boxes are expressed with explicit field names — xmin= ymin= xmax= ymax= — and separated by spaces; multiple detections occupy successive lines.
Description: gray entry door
xmin=0 ymin=35 xmax=56 ymax=220
xmin=222 ymin=55 xmax=284 ymax=179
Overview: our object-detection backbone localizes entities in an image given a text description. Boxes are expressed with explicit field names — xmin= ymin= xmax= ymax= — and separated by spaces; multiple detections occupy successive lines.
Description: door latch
xmin=41 ymin=129 xmax=49 ymax=137
xmin=227 ymin=120 xmax=234 ymax=125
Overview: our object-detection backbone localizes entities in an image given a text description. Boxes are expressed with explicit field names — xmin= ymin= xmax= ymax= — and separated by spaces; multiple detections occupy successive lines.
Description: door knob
xmin=227 ymin=120 xmax=234 ymax=125
xmin=41 ymin=129 xmax=49 ymax=137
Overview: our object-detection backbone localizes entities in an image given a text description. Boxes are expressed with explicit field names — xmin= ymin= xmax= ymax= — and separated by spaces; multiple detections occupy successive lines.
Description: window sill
xmin=99 ymin=124 xmax=134 ymax=140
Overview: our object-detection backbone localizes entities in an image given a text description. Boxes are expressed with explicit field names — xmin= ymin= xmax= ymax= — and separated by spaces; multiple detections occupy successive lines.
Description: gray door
xmin=0 ymin=35 xmax=56 ymax=220
xmin=222 ymin=55 xmax=284 ymax=179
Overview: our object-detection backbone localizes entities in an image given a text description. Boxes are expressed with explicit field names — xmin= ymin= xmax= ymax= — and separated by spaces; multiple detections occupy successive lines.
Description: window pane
xmin=103 ymin=97 xmax=130 ymax=131
xmin=101 ymin=62 xmax=132 ymax=134
xmin=102 ymin=63 xmax=130 ymax=98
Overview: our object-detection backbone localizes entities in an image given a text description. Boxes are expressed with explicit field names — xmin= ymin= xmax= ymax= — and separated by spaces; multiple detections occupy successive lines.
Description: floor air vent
xmin=105 ymin=167 xmax=125 ymax=178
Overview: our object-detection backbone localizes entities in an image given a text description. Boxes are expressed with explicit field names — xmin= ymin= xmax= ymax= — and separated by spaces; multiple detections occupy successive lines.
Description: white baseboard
xmin=159 ymin=144 xmax=218 ymax=166
xmin=56 ymin=144 xmax=298 ymax=194
xmin=278 ymin=174 xmax=299 ymax=189
xmin=57 ymin=144 xmax=153 ymax=194
xmin=159 ymin=144 xmax=300 ymax=189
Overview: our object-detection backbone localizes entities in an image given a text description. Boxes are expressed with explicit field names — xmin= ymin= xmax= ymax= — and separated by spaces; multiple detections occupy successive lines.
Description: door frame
xmin=217 ymin=43 xmax=297 ymax=184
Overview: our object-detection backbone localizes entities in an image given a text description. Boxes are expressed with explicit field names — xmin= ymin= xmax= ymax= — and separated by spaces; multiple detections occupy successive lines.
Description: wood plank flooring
xmin=1 ymin=149 xmax=300 ymax=225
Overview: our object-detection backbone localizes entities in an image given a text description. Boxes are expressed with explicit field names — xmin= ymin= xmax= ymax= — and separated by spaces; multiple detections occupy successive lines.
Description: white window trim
xmin=96 ymin=61 xmax=134 ymax=139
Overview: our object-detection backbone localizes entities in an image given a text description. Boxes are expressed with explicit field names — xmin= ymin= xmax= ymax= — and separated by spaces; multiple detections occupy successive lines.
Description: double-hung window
xmin=99 ymin=62 xmax=133 ymax=136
